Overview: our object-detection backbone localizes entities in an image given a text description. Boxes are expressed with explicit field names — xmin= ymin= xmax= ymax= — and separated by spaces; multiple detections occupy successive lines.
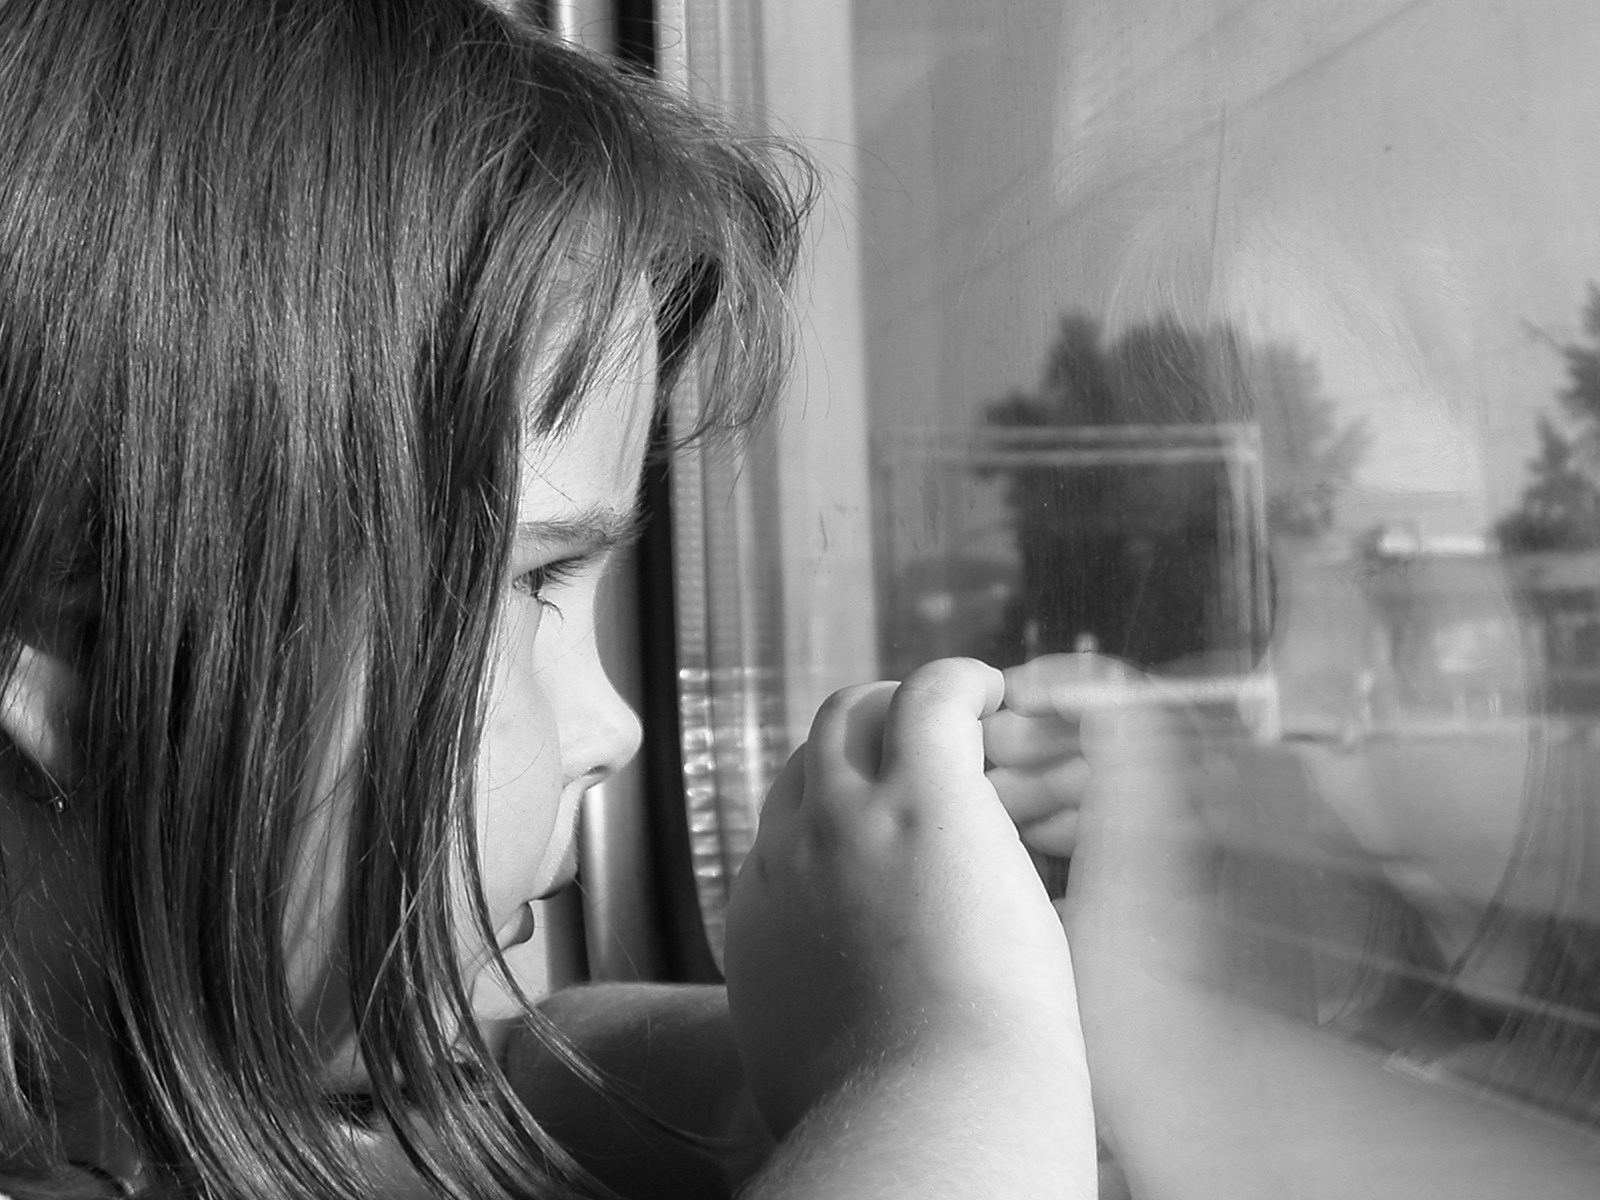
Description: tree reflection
xmin=978 ymin=312 xmax=1368 ymax=671
xmin=1497 ymin=284 xmax=1600 ymax=553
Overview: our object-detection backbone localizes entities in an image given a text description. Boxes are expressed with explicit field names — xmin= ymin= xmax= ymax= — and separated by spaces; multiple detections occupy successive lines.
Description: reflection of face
xmin=1320 ymin=730 xmax=1529 ymax=913
xmin=1290 ymin=562 xmax=1538 ymax=973
xmin=1308 ymin=725 xmax=1539 ymax=997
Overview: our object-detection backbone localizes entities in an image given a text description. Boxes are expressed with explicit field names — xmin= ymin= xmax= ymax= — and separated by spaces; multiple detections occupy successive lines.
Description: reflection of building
xmin=1277 ymin=538 xmax=1600 ymax=735
xmin=1506 ymin=552 xmax=1600 ymax=714
xmin=1359 ymin=547 xmax=1529 ymax=724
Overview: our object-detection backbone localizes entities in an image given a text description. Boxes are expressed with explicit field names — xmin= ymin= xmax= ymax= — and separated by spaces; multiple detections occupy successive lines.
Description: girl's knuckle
xmin=814 ymin=683 xmax=876 ymax=725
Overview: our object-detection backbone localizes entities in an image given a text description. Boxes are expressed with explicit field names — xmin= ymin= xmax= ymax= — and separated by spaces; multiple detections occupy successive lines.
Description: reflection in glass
xmin=879 ymin=421 xmax=1274 ymax=715
xmin=849 ymin=0 xmax=1600 ymax=1181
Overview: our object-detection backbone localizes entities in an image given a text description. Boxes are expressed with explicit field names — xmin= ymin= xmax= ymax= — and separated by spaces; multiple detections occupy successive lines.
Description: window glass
xmin=667 ymin=0 xmax=1600 ymax=1178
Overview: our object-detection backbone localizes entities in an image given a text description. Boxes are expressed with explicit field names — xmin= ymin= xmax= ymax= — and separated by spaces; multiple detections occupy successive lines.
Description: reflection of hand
xmin=983 ymin=651 xmax=1139 ymax=858
xmin=723 ymin=658 xmax=1087 ymax=1140
xmin=987 ymin=652 xmax=1215 ymax=1166
xmin=989 ymin=652 xmax=1258 ymax=990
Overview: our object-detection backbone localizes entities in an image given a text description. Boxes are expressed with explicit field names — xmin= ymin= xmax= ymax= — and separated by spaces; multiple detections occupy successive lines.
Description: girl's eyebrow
xmin=513 ymin=502 xmax=646 ymax=554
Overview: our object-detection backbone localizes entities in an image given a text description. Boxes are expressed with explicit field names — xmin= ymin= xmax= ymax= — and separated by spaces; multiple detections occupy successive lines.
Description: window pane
xmin=669 ymin=0 xmax=1600 ymax=1181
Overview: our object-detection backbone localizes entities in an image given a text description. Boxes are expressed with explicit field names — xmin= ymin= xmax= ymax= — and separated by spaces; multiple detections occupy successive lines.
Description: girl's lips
xmin=498 ymin=903 xmax=537 ymax=950
xmin=531 ymin=848 xmax=579 ymax=902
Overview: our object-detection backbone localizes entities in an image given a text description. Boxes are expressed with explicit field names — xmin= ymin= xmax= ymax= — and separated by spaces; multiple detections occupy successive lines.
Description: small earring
xmin=18 ymin=770 xmax=68 ymax=814
xmin=1 ymin=742 xmax=71 ymax=814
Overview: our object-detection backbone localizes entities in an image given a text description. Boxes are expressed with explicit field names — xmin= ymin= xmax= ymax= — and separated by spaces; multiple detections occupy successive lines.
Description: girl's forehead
xmin=515 ymin=278 xmax=658 ymax=420
xmin=516 ymin=311 xmax=658 ymax=520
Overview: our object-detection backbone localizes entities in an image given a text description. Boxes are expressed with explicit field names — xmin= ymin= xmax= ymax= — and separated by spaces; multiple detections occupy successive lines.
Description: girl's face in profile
xmin=470 ymin=309 xmax=654 ymax=962
xmin=287 ymin=300 xmax=654 ymax=1060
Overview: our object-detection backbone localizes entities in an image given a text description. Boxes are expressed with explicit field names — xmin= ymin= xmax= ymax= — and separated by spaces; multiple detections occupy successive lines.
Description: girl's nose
xmin=564 ymin=673 xmax=644 ymax=792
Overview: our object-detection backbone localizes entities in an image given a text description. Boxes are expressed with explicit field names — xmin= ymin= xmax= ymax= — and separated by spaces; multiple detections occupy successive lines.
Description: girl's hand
xmin=723 ymin=657 xmax=1084 ymax=1137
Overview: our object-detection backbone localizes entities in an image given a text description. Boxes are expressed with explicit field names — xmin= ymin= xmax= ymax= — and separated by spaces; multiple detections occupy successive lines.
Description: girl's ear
xmin=0 ymin=643 xmax=84 ymax=788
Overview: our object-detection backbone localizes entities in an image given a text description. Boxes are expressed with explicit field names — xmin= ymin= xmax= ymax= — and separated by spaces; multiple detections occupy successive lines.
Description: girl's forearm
xmin=507 ymin=983 xmax=1096 ymax=1200
xmin=742 ymin=1020 xmax=1096 ymax=1200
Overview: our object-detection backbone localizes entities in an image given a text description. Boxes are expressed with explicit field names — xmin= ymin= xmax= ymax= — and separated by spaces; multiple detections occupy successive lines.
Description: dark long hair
xmin=0 ymin=0 xmax=808 ymax=1195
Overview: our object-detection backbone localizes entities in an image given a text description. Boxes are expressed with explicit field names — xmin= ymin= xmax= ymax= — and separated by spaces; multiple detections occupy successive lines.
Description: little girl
xmin=0 ymin=1 xmax=1092 ymax=1197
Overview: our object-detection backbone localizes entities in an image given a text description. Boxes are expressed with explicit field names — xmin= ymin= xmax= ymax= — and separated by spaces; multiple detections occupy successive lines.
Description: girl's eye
xmin=511 ymin=558 xmax=583 ymax=615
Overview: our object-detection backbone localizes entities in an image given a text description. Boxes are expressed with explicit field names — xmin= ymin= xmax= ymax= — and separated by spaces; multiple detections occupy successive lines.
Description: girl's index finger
xmin=878 ymin=658 xmax=1004 ymax=782
xmin=803 ymin=681 xmax=897 ymax=789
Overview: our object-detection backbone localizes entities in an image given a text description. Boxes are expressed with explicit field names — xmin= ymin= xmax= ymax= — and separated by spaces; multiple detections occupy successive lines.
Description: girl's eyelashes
xmin=510 ymin=556 xmax=587 ymax=616
xmin=507 ymin=511 xmax=645 ymax=617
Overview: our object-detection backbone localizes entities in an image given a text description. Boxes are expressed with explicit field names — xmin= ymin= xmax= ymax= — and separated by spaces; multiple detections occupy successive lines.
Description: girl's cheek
xmin=473 ymin=605 xmax=567 ymax=910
